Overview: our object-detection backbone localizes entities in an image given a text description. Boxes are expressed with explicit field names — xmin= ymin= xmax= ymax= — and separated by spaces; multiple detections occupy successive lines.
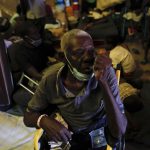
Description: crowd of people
xmin=0 ymin=0 xmax=150 ymax=150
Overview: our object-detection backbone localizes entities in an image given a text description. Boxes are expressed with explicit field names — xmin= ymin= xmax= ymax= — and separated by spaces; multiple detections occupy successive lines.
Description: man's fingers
xmin=94 ymin=70 xmax=103 ymax=80
xmin=59 ymin=130 xmax=71 ymax=143
xmin=64 ymin=130 xmax=72 ymax=141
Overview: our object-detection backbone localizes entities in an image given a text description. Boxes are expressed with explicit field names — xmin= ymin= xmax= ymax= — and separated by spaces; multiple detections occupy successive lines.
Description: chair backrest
xmin=18 ymin=73 xmax=39 ymax=95
xmin=0 ymin=38 xmax=14 ymax=111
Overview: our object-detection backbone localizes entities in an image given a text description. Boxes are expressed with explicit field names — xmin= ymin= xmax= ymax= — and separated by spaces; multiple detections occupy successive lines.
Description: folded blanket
xmin=0 ymin=111 xmax=35 ymax=150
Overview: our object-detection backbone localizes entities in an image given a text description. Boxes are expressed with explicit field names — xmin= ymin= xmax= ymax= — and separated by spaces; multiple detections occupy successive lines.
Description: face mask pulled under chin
xmin=25 ymin=36 xmax=42 ymax=47
xmin=31 ymin=39 xmax=42 ymax=47
xmin=64 ymin=52 xmax=93 ymax=81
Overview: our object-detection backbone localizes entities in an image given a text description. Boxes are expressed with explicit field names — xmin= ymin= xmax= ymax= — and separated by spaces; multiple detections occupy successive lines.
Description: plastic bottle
xmin=55 ymin=0 xmax=65 ymax=12
xmin=64 ymin=0 xmax=74 ymax=17
xmin=72 ymin=0 xmax=80 ymax=19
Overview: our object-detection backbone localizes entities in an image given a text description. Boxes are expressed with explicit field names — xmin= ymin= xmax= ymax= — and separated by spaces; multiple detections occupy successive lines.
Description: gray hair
xmin=61 ymin=29 xmax=92 ymax=53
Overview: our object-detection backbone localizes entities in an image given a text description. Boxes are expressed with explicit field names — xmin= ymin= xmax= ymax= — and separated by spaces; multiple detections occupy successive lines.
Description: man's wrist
xmin=37 ymin=114 xmax=48 ymax=128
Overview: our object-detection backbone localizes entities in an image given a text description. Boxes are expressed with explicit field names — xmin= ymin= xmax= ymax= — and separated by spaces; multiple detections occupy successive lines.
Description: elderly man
xmin=24 ymin=29 xmax=127 ymax=150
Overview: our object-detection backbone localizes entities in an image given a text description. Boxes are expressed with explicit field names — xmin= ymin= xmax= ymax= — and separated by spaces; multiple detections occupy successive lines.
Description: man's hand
xmin=40 ymin=116 xmax=72 ymax=143
xmin=93 ymin=54 xmax=112 ymax=81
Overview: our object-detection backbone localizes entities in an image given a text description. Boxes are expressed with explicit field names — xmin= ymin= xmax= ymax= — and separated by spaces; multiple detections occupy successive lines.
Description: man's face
xmin=66 ymin=34 xmax=95 ymax=74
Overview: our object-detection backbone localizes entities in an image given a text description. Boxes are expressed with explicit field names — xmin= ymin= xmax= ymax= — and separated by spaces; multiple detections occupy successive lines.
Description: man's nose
xmin=82 ymin=51 xmax=95 ymax=62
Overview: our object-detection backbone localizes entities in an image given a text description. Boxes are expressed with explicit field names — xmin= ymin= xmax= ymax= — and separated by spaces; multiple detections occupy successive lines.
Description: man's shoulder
xmin=43 ymin=62 xmax=65 ymax=78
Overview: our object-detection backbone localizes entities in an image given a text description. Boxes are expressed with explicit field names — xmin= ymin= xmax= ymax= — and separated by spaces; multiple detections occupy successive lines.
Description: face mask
xmin=31 ymin=39 xmax=42 ymax=47
xmin=64 ymin=51 xmax=93 ymax=81
xmin=25 ymin=36 xmax=42 ymax=47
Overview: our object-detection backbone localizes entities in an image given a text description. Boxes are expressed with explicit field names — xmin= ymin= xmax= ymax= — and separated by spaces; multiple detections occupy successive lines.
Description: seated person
xmin=119 ymin=82 xmax=143 ymax=113
xmin=1 ymin=16 xmax=26 ymax=48
xmin=119 ymin=81 xmax=144 ymax=139
xmin=23 ymin=29 xmax=127 ymax=150
xmin=8 ymin=21 xmax=57 ymax=110
xmin=0 ymin=17 xmax=15 ymax=43
xmin=97 ymin=37 xmax=144 ymax=88
xmin=26 ymin=0 xmax=47 ymax=34
xmin=97 ymin=37 xmax=136 ymax=75
xmin=9 ymin=4 xmax=22 ymax=27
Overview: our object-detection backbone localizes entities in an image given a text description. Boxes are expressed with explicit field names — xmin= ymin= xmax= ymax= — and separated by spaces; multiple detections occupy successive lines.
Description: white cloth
xmin=9 ymin=13 xmax=19 ymax=26
xmin=109 ymin=45 xmax=136 ymax=73
xmin=123 ymin=11 xmax=143 ymax=22
xmin=27 ymin=0 xmax=46 ymax=19
xmin=0 ymin=111 xmax=35 ymax=150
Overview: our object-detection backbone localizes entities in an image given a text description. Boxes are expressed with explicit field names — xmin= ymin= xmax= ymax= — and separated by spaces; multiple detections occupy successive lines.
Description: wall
xmin=0 ymin=0 xmax=55 ymax=17
xmin=0 ymin=0 xmax=20 ymax=17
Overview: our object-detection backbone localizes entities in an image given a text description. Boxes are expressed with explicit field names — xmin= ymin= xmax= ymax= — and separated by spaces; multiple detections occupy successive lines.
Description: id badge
xmin=89 ymin=127 xmax=107 ymax=149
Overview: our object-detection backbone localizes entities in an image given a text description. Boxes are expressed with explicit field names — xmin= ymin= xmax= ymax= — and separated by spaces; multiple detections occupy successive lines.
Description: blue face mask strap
xmin=24 ymin=36 xmax=42 ymax=46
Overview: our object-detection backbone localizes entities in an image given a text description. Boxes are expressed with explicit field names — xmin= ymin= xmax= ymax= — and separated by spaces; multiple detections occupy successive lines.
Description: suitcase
xmin=0 ymin=39 xmax=14 ymax=111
